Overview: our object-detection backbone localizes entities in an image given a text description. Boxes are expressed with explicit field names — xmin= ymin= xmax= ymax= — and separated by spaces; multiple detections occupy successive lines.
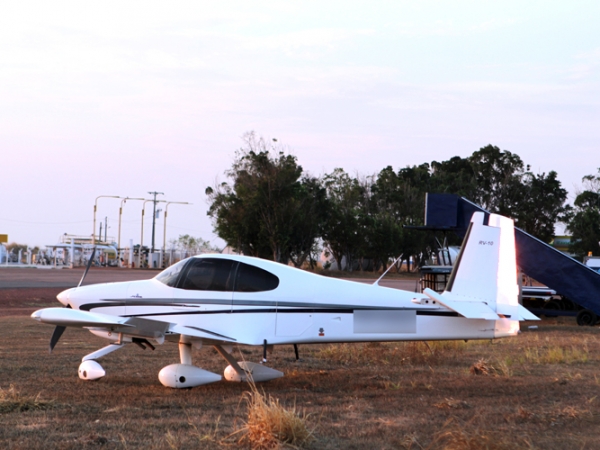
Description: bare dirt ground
xmin=1 ymin=275 xmax=600 ymax=449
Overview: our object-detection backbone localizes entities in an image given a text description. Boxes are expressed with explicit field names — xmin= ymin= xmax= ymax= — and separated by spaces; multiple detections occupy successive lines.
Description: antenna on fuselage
xmin=373 ymin=255 xmax=402 ymax=286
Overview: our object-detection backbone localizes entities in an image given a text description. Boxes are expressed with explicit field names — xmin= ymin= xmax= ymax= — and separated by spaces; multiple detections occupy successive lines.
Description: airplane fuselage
xmin=55 ymin=256 xmax=518 ymax=347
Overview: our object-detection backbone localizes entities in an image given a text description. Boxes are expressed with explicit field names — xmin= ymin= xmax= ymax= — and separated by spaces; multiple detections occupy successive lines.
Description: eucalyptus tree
xmin=206 ymin=132 xmax=326 ymax=265
xmin=513 ymin=170 xmax=570 ymax=243
xmin=467 ymin=144 xmax=525 ymax=216
xmin=430 ymin=147 xmax=569 ymax=244
xmin=370 ymin=164 xmax=433 ymax=271
xmin=567 ymin=169 xmax=600 ymax=259
xmin=172 ymin=235 xmax=216 ymax=256
xmin=321 ymin=168 xmax=365 ymax=271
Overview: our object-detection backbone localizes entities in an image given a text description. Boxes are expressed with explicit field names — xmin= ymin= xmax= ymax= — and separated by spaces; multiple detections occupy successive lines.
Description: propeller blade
xmin=78 ymin=247 xmax=96 ymax=288
xmin=49 ymin=326 xmax=66 ymax=353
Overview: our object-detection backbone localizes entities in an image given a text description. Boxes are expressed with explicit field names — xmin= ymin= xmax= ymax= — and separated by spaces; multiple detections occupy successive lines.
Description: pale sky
xmin=1 ymin=1 xmax=598 ymax=248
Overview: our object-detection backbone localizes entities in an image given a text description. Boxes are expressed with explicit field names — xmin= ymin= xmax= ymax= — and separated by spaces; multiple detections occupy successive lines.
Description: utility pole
xmin=148 ymin=191 xmax=164 ymax=253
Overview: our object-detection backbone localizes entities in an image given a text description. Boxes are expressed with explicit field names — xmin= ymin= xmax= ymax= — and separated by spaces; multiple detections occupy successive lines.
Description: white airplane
xmin=31 ymin=212 xmax=538 ymax=388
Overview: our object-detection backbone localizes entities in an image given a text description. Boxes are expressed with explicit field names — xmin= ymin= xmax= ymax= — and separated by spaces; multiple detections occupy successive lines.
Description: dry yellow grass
xmin=0 ymin=384 xmax=56 ymax=413
xmin=235 ymin=383 xmax=314 ymax=449
xmin=317 ymin=340 xmax=468 ymax=367
xmin=2 ymin=309 xmax=600 ymax=449
xmin=426 ymin=417 xmax=532 ymax=450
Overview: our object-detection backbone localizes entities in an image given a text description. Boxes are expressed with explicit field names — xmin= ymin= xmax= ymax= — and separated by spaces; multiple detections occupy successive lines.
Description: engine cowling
xmin=158 ymin=364 xmax=221 ymax=388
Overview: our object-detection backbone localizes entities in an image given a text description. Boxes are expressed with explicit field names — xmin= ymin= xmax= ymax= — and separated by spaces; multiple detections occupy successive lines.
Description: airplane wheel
xmin=576 ymin=309 xmax=598 ymax=327
xmin=78 ymin=360 xmax=106 ymax=380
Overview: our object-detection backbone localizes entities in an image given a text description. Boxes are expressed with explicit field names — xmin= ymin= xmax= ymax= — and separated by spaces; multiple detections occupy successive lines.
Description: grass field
xmin=1 ymin=314 xmax=600 ymax=449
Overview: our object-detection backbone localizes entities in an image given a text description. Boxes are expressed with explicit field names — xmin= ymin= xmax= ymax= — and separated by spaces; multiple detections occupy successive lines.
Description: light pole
xmin=148 ymin=191 xmax=164 ymax=253
xmin=163 ymin=202 xmax=192 ymax=263
xmin=140 ymin=199 xmax=165 ymax=267
xmin=140 ymin=200 xmax=152 ymax=267
xmin=93 ymin=196 xmax=121 ymax=245
xmin=118 ymin=197 xmax=145 ymax=266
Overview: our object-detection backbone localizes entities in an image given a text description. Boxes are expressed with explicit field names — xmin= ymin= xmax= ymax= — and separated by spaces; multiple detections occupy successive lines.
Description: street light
xmin=163 ymin=201 xmax=192 ymax=257
xmin=140 ymin=199 xmax=166 ymax=267
xmin=118 ymin=197 xmax=145 ymax=266
xmin=148 ymin=191 xmax=164 ymax=253
xmin=93 ymin=196 xmax=121 ymax=245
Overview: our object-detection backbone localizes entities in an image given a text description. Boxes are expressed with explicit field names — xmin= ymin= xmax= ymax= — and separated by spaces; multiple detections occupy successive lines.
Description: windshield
xmin=178 ymin=258 xmax=237 ymax=291
xmin=155 ymin=257 xmax=280 ymax=292
xmin=154 ymin=258 xmax=189 ymax=287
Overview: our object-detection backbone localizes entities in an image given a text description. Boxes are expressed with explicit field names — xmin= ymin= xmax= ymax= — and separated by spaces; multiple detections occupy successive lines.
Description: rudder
xmin=425 ymin=211 xmax=537 ymax=322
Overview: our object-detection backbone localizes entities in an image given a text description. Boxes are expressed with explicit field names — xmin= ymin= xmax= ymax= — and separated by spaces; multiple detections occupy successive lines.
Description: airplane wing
xmin=32 ymin=308 xmax=135 ymax=328
xmin=31 ymin=308 xmax=239 ymax=344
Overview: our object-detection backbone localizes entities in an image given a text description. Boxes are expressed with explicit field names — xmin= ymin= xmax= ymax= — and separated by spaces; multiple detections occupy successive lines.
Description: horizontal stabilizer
xmin=31 ymin=308 xmax=133 ymax=328
xmin=424 ymin=288 xmax=500 ymax=320
xmin=518 ymin=304 xmax=540 ymax=321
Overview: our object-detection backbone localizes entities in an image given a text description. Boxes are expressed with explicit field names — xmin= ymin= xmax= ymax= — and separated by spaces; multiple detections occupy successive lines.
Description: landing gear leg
xmin=294 ymin=344 xmax=299 ymax=361
xmin=179 ymin=336 xmax=192 ymax=365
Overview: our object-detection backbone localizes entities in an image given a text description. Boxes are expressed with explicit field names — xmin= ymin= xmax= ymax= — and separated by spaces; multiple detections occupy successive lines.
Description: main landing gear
xmin=78 ymin=336 xmax=284 ymax=388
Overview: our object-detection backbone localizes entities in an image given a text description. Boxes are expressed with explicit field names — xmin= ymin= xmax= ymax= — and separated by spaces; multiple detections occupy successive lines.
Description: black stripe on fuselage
xmin=78 ymin=299 xmax=460 ymax=319
xmin=119 ymin=309 xmax=460 ymax=318
xmin=80 ymin=297 xmax=423 ymax=312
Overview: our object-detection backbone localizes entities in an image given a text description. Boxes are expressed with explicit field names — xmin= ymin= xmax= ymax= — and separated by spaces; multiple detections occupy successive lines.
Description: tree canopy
xmin=206 ymin=132 xmax=328 ymax=266
xmin=208 ymin=135 xmax=574 ymax=270
xmin=567 ymin=169 xmax=600 ymax=259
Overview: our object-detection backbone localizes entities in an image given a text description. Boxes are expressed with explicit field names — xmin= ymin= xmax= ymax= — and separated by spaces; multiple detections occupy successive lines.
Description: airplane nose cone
xmin=31 ymin=310 xmax=42 ymax=321
xmin=57 ymin=288 xmax=72 ymax=306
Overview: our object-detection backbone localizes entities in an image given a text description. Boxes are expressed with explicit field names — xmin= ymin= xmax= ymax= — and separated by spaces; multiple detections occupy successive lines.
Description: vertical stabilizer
xmin=488 ymin=214 xmax=519 ymax=318
xmin=443 ymin=212 xmax=532 ymax=318
xmin=444 ymin=212 xmax=503 ymax=308
xmin=424 ymin=211 xmax=537 ymax=322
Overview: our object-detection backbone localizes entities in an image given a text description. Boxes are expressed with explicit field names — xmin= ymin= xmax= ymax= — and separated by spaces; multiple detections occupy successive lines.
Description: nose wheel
xmin=78 ymin=343 xmax=125 ymax=381
xmin=78 ymin=360 xmax=105 ymax=380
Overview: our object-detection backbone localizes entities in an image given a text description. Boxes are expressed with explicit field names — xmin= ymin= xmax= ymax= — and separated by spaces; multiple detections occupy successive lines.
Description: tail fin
xmin=424 ymin=212 xmax=538 ymax=322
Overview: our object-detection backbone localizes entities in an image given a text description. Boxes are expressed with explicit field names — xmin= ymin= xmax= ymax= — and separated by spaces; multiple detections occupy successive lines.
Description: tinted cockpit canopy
xmin=155 ymin=257 xmax=279 ymax=292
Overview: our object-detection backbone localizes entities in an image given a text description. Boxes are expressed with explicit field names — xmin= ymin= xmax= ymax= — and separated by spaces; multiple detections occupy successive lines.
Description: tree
xmin=6 ymin=242 xmax=29 ymax=254
xmin=206 ymin=132 xmax=325 ymax=265
xmin=430 ymin=146 xmax=570 ymax=244
xmin=286 ymin=176 xmax=330 ymax=268
xmin=207 ymin=136 xmax=572 ymax=271
xmin=513 ymin=171 xmax=570 ymax=243
xmin=430 ymin=156 xmax=477 ymax=198
xmin=370 ymin=165 xmax=434 ymax=271
xmin=321 ymin=168 xmax=365 ymax=271
xmin=172 ymin=235 xmax=216 ymax=256
xmin=468 ymin=145 xmax=525 ymax=216
xmin=567 ymin=169 xmax=600 ymax=259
